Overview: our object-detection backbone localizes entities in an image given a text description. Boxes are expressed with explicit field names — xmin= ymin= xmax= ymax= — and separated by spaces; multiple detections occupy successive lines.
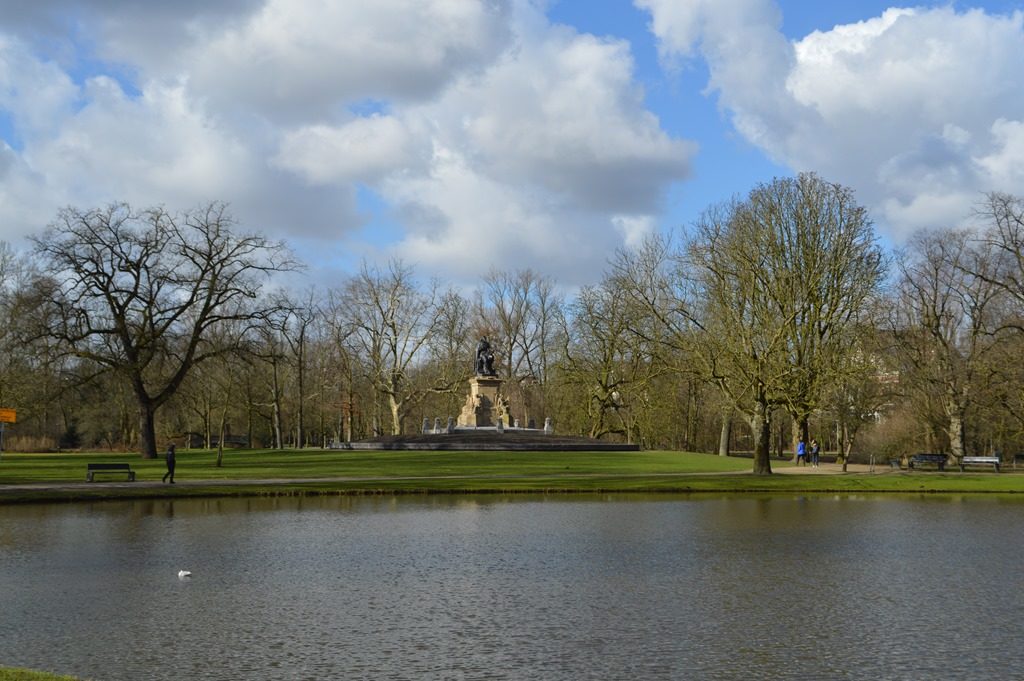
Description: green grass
xmin=2 ymin=448 xmax=1023 ymax=503
xmin=0 ymin=448 xmax=756 ymax=483
xmin=0 ymin=668 xmax=81 ymax=681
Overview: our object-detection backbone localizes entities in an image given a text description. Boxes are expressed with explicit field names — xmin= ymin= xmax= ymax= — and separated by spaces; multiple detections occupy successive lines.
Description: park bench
xmin=86 ymin=462 xmax=136 ymax=482
xmin=959 ymin=456 xmax=1001 ymax=472
xmin=889 ymin=458 xmax=901 ymax=470
xmin=908 ymin=454 xmax=947 ymax=471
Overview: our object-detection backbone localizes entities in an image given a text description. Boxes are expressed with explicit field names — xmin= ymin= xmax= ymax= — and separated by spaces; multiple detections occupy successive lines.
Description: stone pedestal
xmin=457 ymin=376 xmax=510 ymax=428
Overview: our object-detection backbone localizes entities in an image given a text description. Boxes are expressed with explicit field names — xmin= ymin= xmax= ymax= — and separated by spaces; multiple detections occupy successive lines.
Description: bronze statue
xmin=476 ymin=337 xmax=496 ymax=376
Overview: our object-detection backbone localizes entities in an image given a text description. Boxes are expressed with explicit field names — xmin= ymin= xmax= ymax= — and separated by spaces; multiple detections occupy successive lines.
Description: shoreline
xmin=4 ymin=452 xmax=1022 ymax=505
xmin=3 ymin=467 xmax=1023 ymax=505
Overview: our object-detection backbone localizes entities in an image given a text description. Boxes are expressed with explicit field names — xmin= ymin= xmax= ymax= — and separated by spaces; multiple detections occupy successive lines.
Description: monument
xmin=333 ymin=336 xmax=638 ymax=450
xmin=457 ymin=336 xmax=511 ymax=428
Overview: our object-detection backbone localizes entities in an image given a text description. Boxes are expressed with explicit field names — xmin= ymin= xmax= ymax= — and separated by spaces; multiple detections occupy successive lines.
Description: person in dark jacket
xmin=163 ymin=444 xmax=176 ymax=484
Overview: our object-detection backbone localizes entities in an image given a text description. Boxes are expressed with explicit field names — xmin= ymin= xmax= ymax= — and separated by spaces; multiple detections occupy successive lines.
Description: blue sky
xmin=1 ymin=0 xmax=1022 ymax=286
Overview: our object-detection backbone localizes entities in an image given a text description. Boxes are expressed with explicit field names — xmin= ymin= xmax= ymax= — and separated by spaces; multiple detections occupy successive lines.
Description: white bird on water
xmin=178 ymin=570 xmax=192 ymax=579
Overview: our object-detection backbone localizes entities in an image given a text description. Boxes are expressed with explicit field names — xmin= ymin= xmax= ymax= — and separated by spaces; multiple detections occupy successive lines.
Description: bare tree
xmin=891 ymin=228 xmax=1004 ymax=460
xmin=825 ymin=325 xmax=895 ymax=470
xmin=975 ymin=192 xmax=1024 ymax=323
xmin=426 ymin=289 xmax=474 ymax=419
xmin=29 ymin=202 xmax=297 ymax=458
xmin=560 ymin=277 xmax=659 ymax=441
xmin=479 ymin=269 xmax=564 ymax=425
xmin=277 ymin=288 xmax=320 ymax=448
xmin=686 ymin=199 xmax=793 ymax=474
xmin=337 ymin=260 xmax=459 ymax=435
xmin=745 ymin=174 xmax=886 ymax=451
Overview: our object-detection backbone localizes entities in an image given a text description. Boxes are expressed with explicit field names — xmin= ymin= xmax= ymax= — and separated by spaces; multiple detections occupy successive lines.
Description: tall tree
xmin=686 ymin=198 xmax=791 ymax=474
xmin=745 ymin=174 xmax=886 ymax=449
xmin=891 ymin=228 xmax=1004 ymax=460
xmin=29 ymin=202 xmax=297 ymax=458
xmin=560 ymin=277 xmax=658 ymax=441
xmin=479 ymin=269 xmax=563 ymax=425
xmin=615 ymin=175 xmax=884 ymax=473
xmin=337 ymin=260 xmax=459 ymax=435
xmin=975 ymin=192 xmax=1024 ymax=317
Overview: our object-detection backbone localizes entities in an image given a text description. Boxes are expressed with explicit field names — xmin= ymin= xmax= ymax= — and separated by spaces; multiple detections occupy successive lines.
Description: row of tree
xmin=1 ymin=176 xmax=1023 ymax=474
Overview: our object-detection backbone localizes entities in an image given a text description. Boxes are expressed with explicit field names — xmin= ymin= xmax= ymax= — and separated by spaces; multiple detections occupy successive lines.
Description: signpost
xmin=0 ymin=408 xmax=15 ymax=457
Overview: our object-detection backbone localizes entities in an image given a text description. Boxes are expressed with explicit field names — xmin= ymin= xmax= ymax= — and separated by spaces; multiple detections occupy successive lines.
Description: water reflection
xmin=1 ymin=495 xmax=1023 ymax=680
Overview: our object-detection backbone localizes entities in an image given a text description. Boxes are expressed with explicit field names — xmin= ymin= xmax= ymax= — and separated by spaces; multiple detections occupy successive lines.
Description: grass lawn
xmin=2 ymin=448 xmax=1023 ymax=502
xmin=0 ymin=668 xmax=80 ymax=681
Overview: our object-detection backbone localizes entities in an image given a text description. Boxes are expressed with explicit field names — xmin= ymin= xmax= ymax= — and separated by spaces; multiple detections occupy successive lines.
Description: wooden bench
xmin=908 ymin=454 xmax=947 ymax=471
xmin=959 ymin=456 xmax=1000 ymax=472
xmin=86 ymin=462 xmax=136 ymax=482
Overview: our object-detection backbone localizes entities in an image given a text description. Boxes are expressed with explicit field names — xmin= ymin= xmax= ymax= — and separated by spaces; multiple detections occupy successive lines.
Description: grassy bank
xmin=0 ymin=668 xmax=80 ymax=681
xmin=0 ymin=447 xmax=753 ymax=483
xmin=2 ymin=448 xmax=1023 ymax=503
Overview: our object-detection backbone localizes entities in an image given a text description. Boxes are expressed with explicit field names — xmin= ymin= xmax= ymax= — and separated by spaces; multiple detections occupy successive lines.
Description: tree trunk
xmin=203 ymin=396 xmax=212 ymax=449
xmin=790 ymin=416 xmax=810 ymax=462
xmin=388 ymin=395 xmax=402 ymax=436
xmin=216 ymin=410 xmax=226 ymax=467
xmin=271 ymin=358 xmax=283 ymax=449
xmin=138 ymin=403 xmax=158 ymax=460
xmin=948 ymin=408 xmax=966 ymax=461
xmin=344 ymin=389 xmax=353 ymax=443
xmin=718 ymin=410 xmax=731 ymax=457
xmin=841 ymin=423 xmax=855 ymax=473
xmin=216 ymin=390 xmax=229 ymax=467
xmin=750 ymin=397 xmax=772 ymax=475
xmin=296 ymin=339 xmax=305 ymax=450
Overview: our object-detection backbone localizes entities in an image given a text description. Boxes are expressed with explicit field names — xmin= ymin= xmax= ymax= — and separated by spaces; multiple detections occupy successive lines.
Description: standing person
xmin=796 ymin=438 xmax=807 ymax=466
xmin=163 ymin=444 xmax=176 ymax=484
xmin=810 ymin=439 xmax=820 ymax=468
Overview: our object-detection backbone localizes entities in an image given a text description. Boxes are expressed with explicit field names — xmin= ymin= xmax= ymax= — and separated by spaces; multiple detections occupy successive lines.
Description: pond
xmin=1 ymin=494 xmax=1023 ymax=680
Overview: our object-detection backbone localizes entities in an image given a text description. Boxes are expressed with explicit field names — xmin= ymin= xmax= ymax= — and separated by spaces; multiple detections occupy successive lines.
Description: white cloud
xmin=0 ymin=0 xmax=692 ymax=286
xmin=639 ymin=1 xmax=1024 ymax=238
xmin=612 ymin=214 xmax=656 ymax=249
xmin=0 ymin=34 xmax=78 ymax=140
xmin=976 ymin=118 xmax=1024 ymax=190
xmin=272 ymin=2 xmax=693 ymax=282
xmin=185 ymin=0 xmax=514 ymax=121
xmin=275 ymin=115 xmax=429 ymax=185
xmin=0 ymin=36 xmax=363 ymax=242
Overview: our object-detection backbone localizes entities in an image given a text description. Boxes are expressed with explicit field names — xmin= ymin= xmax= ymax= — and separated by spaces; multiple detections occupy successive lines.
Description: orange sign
xmin=0 ymin=408 xmax=15 ymax=423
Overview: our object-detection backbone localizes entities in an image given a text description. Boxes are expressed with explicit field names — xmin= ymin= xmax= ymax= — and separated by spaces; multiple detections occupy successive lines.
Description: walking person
xmin=810 ymin=438 xmax=820 ymax=468
xmin=163 ymin=443 xmax=176 ymax=484
xmin=796 ymin=438 xmax=807 ymax=466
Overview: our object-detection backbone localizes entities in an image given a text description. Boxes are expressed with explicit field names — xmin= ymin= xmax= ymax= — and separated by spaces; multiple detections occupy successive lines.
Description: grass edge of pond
xmin=3 ymin=448 xmax=1023 ymax=504
xmin=0 ymin=667 xmax=82 ymax=681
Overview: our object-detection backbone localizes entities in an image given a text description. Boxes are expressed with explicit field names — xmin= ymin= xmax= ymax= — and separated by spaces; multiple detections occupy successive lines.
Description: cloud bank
xmin=0 ymin=0 xmax=692 ymax=284
xmin=638 ymin=0 xmax=1024 ymax=238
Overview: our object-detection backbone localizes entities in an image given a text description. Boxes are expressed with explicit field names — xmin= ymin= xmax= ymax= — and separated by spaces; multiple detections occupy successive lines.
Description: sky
xmin=1 ymin=0 xmax=1022 ymax=287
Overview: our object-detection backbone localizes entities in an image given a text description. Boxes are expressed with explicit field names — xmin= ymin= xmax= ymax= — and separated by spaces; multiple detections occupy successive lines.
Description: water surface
xmin=1 ymin=494 xmax=1022 ymax=680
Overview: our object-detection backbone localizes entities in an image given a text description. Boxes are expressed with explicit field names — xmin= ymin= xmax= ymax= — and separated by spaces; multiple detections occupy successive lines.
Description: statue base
xmin=457 ymin=376 xmax=510 ymax=428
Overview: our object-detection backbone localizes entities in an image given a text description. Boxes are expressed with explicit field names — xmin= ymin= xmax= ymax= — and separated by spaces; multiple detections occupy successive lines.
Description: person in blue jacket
xmin=796 ymin=438 xmax=807 ymax=466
